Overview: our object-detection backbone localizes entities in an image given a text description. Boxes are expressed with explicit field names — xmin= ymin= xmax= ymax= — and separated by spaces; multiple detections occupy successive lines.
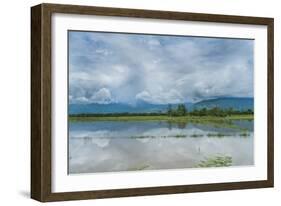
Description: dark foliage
xmin=69 ymin=105 xmax=253 ymax=117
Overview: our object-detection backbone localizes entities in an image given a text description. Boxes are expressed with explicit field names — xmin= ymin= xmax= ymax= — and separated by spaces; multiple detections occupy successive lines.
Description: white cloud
xmin=69 ymin=31 xmax=253 ymax=104
xmin=70 ymin=88 xmax=113 ymax=104
xmin=90 ymin=88 xmax=112 ymax=103
xmin=136 ymin=89 xmax=184 ymax=104
xmin=72 ymin=96 xmax=89 ymax=104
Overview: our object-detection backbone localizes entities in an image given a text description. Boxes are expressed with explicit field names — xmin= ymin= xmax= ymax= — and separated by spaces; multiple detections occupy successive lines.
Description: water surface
xmin=68 ymin=120 xmax=254 ymax=174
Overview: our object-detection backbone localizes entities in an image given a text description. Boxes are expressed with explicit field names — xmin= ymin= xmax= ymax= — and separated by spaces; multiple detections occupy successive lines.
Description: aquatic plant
xmin=128 ymin=164 xmax=150 ymax=171
xmin=197 ymin=155 xmax=232 ymax=167
xmin=190 ymin=134 xmax=204 ymax=138
xmin=131 ymin=135 xmax=155 ymax=139
xmin=207 ymin=133 xmax=230 ymax=137
xmin=174 ymin=134 xmax=187 ymax=138
xmin=239 ymin=133 xmax=250 ymax=137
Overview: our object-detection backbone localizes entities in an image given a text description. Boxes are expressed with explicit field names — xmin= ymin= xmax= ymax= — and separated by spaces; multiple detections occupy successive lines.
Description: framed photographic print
xmin=31 ymin=3 xmax=274 ymax=202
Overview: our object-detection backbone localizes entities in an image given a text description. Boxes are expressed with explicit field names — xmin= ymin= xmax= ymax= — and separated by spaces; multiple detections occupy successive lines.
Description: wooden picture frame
xmin=31 ymin=3 xmax=274 ymax=202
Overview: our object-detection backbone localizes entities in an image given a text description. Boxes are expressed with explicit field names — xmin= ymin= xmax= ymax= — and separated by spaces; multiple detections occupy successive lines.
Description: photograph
xmin=31 ymin=3 xmax=273 ymax=201
xmin=68 ymin=31 xmax=254 ymax=174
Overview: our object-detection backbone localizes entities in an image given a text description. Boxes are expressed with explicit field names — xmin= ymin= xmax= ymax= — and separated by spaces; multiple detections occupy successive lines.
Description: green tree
xmin=167 ymin=104 xmax=172 ymax=116
xmin=177 ymin=104 xmax=187 ymax=116
xmin=199 ymin=107 xmax=207 ymax=116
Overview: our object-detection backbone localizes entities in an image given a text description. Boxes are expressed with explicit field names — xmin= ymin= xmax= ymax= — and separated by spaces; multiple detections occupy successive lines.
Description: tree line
xmin=69 ymin=112 xmax=167 ymax=117
xmin=167 ymin=104 xmax=187 ymax=116
xmin=167 ymin=104 xmax=253 ymax=117
xmin=70 ymin=104 xmax=253 ymax=117
xmin=188 ymin=107 xmax=253 ymax=117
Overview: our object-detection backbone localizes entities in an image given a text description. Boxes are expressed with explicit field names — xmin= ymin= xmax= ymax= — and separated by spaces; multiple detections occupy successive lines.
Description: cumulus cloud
xmin=136 ymin=89 xmax=184 ymax=104
xmin=89 ymin=88 xmax=112 ymax=103
xmin=69 ymin=31 xmax=253 ymax=104
xmin=70 ymin=88 xmax=113 ymax=104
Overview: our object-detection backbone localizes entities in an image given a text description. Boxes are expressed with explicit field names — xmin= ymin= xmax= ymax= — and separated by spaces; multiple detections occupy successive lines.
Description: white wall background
xmin=0 ymin=0 xmax=279 ymax=205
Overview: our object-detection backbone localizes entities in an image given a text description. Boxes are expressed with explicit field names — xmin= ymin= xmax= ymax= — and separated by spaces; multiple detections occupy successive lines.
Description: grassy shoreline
xmin=69 ymin=114 xmax=253 ymax=122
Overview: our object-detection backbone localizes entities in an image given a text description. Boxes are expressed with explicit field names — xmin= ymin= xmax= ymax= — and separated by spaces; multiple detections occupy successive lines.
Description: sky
xmin=68 ymin=31 xmax=254 ymax=105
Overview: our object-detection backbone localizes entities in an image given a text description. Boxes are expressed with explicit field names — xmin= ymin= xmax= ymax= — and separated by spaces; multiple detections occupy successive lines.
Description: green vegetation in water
xmin=128 ymin=164 xmax=150 ymax=171
xmin=206 ymin=133 xmax=251 ymax=138
xmin=239 ymin=132 xmax=250 ymax=137
xmin=69 ymin=114 xmax=253 ymax=122
xmin=129 ymin=135 xmax=155 ymax=139
xmin=174 ymin=134 xmax=187 ymax=138
xmin=207 ymin=133 xmax=232 ymax=138
xmin=72 ymin=132 xmax=251 ymax=140
xmin=129 ymin=134 xmax=187 ymax=139
xmin=197 ymin=155 xmax=232 ymax=168
xmin=190 ymin=134 xmax=204 ymax=138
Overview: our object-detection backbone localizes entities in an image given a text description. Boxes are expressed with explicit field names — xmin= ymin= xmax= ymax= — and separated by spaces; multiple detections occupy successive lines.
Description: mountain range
xmin=69 ymin=97 xmax=253 ymax=114
xmin=192 ymin=97 xmax=253 ymax=110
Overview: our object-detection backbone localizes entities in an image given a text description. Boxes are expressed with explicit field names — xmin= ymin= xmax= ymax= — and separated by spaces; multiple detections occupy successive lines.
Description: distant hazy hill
xmin=69 ymin=97 xmax=253 ymax=114
xmin=192 ymin=97 xmax=253 ymax=111
xmin=69 ymin=102 xmax=168 ymax=114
